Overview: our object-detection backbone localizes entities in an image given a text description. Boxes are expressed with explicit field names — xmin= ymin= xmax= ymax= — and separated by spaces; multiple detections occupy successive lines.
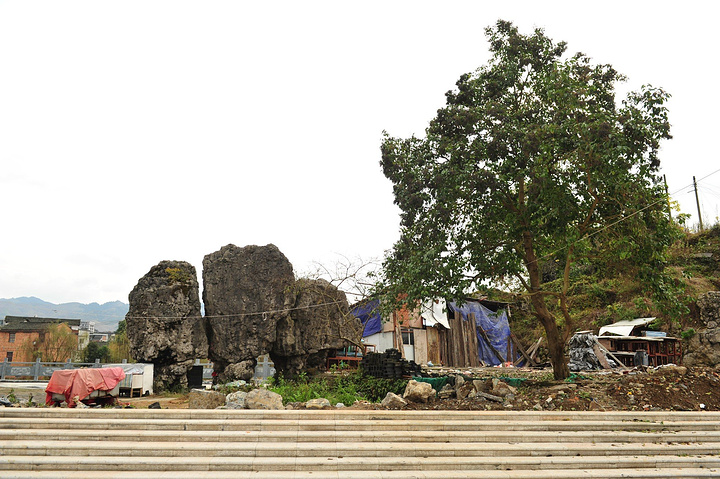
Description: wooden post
xmin=510 ymin=332 xmax=538 ymax=367
xmin=594 ymin=339 xmax=628 ymax=370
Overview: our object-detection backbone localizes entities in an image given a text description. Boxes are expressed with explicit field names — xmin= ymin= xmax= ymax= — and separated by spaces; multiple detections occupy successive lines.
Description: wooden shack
xmin=597 ymin=317 xmax=682 ymax=367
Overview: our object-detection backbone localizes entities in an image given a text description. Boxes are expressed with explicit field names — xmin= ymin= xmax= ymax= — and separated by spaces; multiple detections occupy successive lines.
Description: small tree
xmin=83 ymin=341 xmax=110 ymax=363
xmin=19 ymin=322 xmax=78 ymax=362
xmin=380 ymin=20 xmax=676 ymax=379
xmin=108 ymin=319 xmax=132 ymax=362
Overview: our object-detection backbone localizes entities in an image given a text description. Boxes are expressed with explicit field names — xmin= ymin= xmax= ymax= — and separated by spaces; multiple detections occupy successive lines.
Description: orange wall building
xmin=0 ymin=316 xmax=80 ymax=363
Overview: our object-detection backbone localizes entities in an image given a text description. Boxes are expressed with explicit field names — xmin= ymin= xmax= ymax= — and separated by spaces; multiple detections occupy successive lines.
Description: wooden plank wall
xmin=437 ymin=310 xmax=481 ymax=368
xmin=425 ymin=327 xmax=441 ymax=365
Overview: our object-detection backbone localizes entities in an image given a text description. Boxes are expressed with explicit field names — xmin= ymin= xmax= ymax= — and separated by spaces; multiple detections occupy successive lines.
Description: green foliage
xmin=378 ymin=19 xmax=675 ymax=379
xmin=83 ymin=342 xmax=110 ymax=363
xmin=681 ymin=328 xmax=696 ymax=340
xmin=165 ymin=267 xmax=192 ymax=286
xmin=7 ymin=389 xmax=17 ymax=404
xmin=115 ymin=319 xmax=126 ymax=336
xmin=267 ymin=370 xmax=408 ymax=405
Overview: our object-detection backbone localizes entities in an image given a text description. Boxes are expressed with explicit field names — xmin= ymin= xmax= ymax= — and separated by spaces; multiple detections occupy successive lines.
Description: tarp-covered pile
xmin=448 ymin=300 xmax=517 ymax=366
xmin=569 ymin=332 xmax=613 ymax=371
xmin=45 ymin=367 xmax=126 ymax=407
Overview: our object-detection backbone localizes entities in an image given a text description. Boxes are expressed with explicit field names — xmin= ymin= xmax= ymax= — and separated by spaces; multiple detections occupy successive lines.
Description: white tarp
xmin=420 ymin=299 xmax=450 ymax=329
xmin=598 ymin=317 xmax=655 ymax=337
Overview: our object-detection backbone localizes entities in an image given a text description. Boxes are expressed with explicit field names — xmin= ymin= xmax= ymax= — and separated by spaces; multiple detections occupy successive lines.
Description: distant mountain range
xmin=0 ymin=297 xmax=128 ymax=332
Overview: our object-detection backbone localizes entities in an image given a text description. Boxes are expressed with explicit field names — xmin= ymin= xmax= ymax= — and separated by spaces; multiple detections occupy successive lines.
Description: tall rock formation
xmin=203 ymin=244 xmax=295 ymax=381
xmin=684 ymin=291 xmax=720 ymax=366
xmin=272 ymin=278 xmax=362 ymax=374
xmin=126 ymin=261 xmax=207 ymax=391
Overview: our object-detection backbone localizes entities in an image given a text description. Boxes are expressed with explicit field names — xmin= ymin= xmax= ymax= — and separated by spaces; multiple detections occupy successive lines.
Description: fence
xmin=1 ymin=357 xmax=274 ymax=382
xmin=0 ymin=358 xmax=119 ymax=381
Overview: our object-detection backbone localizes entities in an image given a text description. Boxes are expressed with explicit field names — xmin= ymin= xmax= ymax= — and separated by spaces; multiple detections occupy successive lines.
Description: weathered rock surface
xmin=272 ymin=278 xmax=362 ymax=375
xmin=126 ymin=261 xmax=207 ymax=391
xmin=188 ymin=389 xmax=225 ymax=409
xmin=245 ymin=388 xmax=284 ymax=410
xmin=305 ymin=398 xmax=331 ymax=409
xmin=491 ymin=379 xmax=518 ymax=397
xmin=381 ymin=392 xmax=407 ymax=408
xmin=403 ymin=380 xmax=435 ymax=403
xmin=225 ymin=390 xmax=248 ymax=409
xmin=684 ymin=292 xmax=720 ymax=367
xmin=203 ymin=244 xmax=296 ymax=381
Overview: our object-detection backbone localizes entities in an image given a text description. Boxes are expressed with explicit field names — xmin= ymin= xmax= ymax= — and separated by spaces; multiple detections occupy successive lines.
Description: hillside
xmin=504 ymin=223 xmax=720 ymax=355
xmin=0 ymin=297 xmax=128 ymax=332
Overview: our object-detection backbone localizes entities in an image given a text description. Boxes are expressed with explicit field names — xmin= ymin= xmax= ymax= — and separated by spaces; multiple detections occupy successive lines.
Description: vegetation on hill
xmin=501 ymin=223 xmax=720 ymax=356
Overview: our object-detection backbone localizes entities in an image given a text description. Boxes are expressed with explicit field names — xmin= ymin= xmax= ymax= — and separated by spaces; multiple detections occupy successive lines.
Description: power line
xmin=530 ymin=167 xmax=720 ymax=267
xmin=124 ymin=299 xmax=348 ymax=321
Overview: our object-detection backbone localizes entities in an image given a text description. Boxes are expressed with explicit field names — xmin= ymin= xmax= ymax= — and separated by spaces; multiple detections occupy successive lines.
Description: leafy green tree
xmin=83 ymin=341 xmax=110 ymax=363
xmin=380 ymin=20 xmax=676 ymax=379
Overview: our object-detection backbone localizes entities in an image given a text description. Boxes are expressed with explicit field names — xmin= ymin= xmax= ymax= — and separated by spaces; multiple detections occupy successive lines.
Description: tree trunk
xmin=522 ymin=229 xmax=570 ymax=380
xmin=535 ymin=304 xmax=570 ymax=380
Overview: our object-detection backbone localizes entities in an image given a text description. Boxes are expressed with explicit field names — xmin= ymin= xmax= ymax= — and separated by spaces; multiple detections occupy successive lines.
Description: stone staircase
xmin=1 ymin=408 xmax=719 ymax=478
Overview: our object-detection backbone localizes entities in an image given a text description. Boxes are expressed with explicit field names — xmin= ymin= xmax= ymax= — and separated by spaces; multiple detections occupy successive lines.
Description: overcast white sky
xmin=1 ymin=1 xmax=718 ymax=305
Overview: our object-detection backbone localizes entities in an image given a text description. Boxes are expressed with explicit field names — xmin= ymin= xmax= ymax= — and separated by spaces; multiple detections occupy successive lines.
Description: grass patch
xmin=267 ymin=370 xmax=408 ymax=406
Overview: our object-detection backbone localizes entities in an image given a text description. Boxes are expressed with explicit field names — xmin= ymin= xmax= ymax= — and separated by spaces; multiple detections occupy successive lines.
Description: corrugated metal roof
xmin=598 ymin=317 xmax=655 ymax=337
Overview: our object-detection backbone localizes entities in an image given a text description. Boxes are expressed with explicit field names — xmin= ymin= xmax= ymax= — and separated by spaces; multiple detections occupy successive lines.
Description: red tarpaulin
xmin=45 ymin=367 xmax=126 ymax=407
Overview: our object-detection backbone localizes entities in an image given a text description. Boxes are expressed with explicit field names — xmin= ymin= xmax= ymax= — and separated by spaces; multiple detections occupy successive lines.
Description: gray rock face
xmin=203 ymin=244 xmax=296 ymax=381
xmin=272 ymin=278 xmax=362 ymax=375
xmin=126 ymin=261 xmax=207 ymax=391
xmin=684 ymin=292 xmax=720 ymax=367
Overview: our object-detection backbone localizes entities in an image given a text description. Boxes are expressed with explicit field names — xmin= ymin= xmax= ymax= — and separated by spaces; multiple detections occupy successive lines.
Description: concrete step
xmin=2 ymin=454 xmax=720 ymax=471
xmin=1 ymin=409 xmax=719 ymax=477
xmin=1 ymin=469 xmax=720 ymax=479
xmin=2 ymin=408 xmax=719 ymax=421
xmin=4 ymin=416 xmax=719 ymax=432
xmin=3 ymin=439 xmax=719 ymax=458
xmin=3 ymin=427 xmax=719 ymax=443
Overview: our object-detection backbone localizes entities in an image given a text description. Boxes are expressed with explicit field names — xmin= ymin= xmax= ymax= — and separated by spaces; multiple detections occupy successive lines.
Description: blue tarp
xmin=448 ymin=300 xmax=517 ymax=366
xmin=351 ymin=299 xmax=382 ymax=337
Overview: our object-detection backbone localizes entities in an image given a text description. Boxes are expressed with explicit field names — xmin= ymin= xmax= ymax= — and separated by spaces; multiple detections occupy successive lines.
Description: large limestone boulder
xmin=203 ymin=244 xmax=296 ymax=381
xmin=188 ymin=389 xmax=226 ymax=409
xmin=272 ymin=278 xmax=362 ymax=375
xmin=245 ymin=388 xmax=284 ymax=410
xmin=684 ymin=292 xmax=720 ymax=367
xmin=403 ymin=380 xmax=435 ymax=403
xmin=126 ymin=261 xmax=207 ymax=391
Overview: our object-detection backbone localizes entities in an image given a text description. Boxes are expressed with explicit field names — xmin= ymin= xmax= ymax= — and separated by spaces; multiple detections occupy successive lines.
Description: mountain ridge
xmin=0 ymin=297 xmax=128 ymax=332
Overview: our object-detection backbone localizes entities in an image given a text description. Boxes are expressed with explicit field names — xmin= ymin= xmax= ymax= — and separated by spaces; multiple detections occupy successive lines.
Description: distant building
xmin=0 ymin=316 xmax=81 ymax=362
xmin=80 ymin=321 xmax=96 ymax=334
xmin=90 ymin=332 xmax=112 ymax=343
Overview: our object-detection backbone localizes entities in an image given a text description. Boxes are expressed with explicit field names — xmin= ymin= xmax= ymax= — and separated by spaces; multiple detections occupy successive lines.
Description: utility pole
xmin=693 ymin=176 xmax=704 ymax=231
